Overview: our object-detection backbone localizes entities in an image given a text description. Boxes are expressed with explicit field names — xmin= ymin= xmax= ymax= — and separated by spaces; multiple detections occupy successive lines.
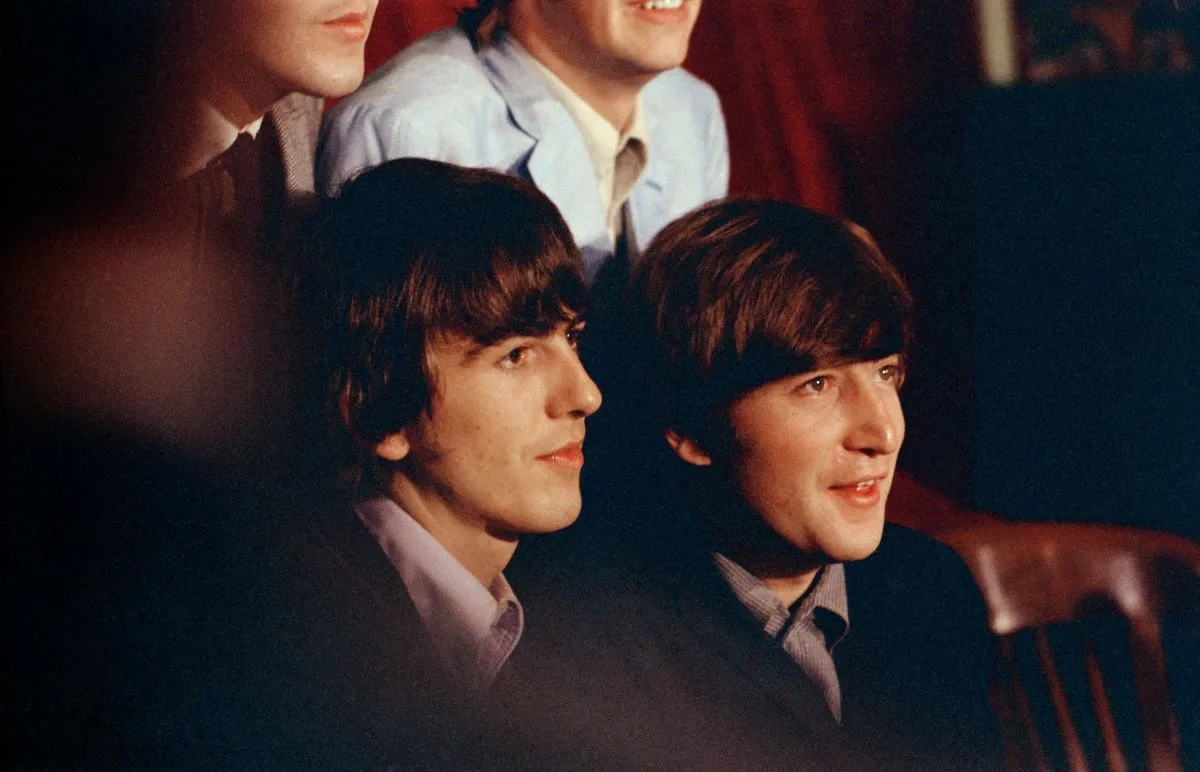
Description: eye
xmin=798 ymin=375 xmax=829 ymax=394
xmin=565 ymin=322 xmax=586 ymax=348
xmin=500 ymin=345 xmax=531 ymax=368
xmin=878 ymin=361 xmax=905 ymax=387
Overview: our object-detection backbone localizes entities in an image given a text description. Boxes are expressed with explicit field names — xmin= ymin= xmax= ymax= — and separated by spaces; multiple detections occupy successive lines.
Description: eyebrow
xmin=459 ymin=315 xmax=586 ymax=363
xmin=459 ymin=341 xmax=492 ymax=364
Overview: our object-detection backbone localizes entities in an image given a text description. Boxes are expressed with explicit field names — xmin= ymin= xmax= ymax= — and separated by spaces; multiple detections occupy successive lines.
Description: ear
xmin=372 ymin=431 xmax=411 ymax=462
xmin=338 ymin=385 xmax=411 ymax=462
xmin=665 ymin=428 xmax=713 ymax=467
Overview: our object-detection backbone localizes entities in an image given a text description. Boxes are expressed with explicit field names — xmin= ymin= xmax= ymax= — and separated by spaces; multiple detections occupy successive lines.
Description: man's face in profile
xmin=520 ymin=0 xmax=702 ymax=81
xmin=715 ymin=356 xmax=905 ymax=564
xmin=383 ymin=321 xmax=602 ymax=538
xmin=205 ymin=0 xmax=379 ymax=104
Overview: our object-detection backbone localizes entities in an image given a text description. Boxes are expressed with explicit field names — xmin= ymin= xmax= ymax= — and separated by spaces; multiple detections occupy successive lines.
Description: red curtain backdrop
xmin=361 ymin=0 xmax=989 ymax=529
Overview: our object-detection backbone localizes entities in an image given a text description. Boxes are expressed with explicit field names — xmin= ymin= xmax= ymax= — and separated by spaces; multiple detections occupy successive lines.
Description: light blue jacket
xmin=318 ymin=28 xmax=729 ymax=282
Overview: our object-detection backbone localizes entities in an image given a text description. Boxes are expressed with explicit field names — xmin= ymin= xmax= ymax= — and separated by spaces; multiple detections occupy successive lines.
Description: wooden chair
xmin=937 ymin=522 xmax=1200 ymax=772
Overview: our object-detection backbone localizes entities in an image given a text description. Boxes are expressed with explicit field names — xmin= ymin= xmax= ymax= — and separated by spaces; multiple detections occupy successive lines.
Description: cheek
xmin=734 ymin=429 xmax=816 ymax=505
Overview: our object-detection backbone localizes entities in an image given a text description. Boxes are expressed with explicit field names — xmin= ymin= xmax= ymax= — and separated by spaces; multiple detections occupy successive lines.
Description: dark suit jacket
xmin=837 ymin=524 xmax=1001 ymax=770
xmin=4 ymin=88 xmax=493 ymax=767
xmin=6 ymin=453 xmax=498 ymax=768
xmin=237 ymin=499 xmax=504 ymax=768
xmin=507 ymin=523 xmax=1000 ymax=771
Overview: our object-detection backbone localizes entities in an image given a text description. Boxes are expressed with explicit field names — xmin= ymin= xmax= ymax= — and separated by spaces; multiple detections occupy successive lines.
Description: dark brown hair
xmin=630 ymin=198 xmax=913 ymax=449
xmin=321 ymin=158 xmax=586 ymax=483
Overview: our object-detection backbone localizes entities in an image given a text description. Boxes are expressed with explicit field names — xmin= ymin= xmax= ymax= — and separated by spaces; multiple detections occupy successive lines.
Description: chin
xmin=528 ymin=507 xmax=582 ymax=534
xmin=522 ymin=494 xmax=583 ymax=534
xmin=295 ymin=62 xmax=365 ymax=99
xmin=826 ymin=522 xmax=886 ymax=564
xmin=636 ymin=50 xmax=689 ymax=74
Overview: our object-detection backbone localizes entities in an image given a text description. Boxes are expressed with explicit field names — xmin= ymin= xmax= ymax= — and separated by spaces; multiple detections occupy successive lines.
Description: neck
xmin=703 ymin=488 xmax=824 ymax=608
xmin=728 ymin=548 xmax=822 ymax=608
xmin=195 ymin=58 xmax=280 ymax=131
xmin=510 ymin=30 xmax=649 ymax=130
xmin=384 ymin=475 xmax=518 ymax=587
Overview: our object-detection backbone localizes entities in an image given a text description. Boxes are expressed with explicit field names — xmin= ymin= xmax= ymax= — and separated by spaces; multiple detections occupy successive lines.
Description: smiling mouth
xmin=638 ymin=0 xmax=684 ymax=8
xmin=830 ymin=475 xmax=888 ymax=494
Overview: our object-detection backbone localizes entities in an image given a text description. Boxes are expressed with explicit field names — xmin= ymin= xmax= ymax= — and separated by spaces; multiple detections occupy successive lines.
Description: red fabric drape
xmin=364 ymin=2 xmax=458 ymax=71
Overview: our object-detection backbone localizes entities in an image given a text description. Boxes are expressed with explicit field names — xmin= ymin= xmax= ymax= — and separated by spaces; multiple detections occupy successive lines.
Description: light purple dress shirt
xmin=355 ymin=495 xmax=524 ymax=693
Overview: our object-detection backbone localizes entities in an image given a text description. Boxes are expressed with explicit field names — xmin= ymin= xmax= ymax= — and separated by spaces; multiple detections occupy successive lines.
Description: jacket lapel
xmin=265 ymin=93 xmax=321 ymax=205
xmin=478 ymin=36 xmax=606 ymax=248
xmin=663 ymin=558 xmax=843 ymax=737
xmin=629 ymin=98 xmax=671 ymax=255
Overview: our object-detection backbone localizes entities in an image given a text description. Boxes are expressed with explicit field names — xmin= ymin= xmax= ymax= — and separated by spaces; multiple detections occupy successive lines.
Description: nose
xmin=844 ymin=386 xmax=903 ymax=457
xmin=549 ymin=348 xmax=603 ymax=419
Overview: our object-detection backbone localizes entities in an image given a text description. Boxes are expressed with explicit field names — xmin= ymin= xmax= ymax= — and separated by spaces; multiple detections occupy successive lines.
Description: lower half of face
xmin=404 ymin=424 xmax=585 ymax=539
xmin=732 ymin=461 xmax=894 ymax=564
xmin=219 ymin=0 xmax=375 ymax=103
xmin=542 ymin=0 xmax=702 ymax=80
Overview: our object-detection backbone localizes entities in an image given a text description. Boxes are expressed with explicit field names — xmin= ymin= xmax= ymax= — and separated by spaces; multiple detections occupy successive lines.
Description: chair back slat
xmin=1033 ymin=628 xmax=1089 ymax=772
xmin=937 ymin=523 xmax=1200 ymax=772
xmin=1128 ymin=615 xmax=1182 ymax=772
xmin=989 ymin=675 xmax=1032 ymax=772
xmin=999 ymin=634 xmax=1053 ymax=771
xmin=1080 ymin=630 xmax=1127 ymax=772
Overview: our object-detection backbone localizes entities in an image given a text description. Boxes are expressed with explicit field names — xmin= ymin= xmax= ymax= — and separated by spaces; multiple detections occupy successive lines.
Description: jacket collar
xmin=659 ymin=552 xmax=843 ymax=736
xmin=477 ymin=33 xmax=672 ymax=251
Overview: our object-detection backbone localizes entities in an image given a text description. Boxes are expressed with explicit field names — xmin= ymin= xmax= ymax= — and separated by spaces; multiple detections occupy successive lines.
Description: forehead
xmin=425 ymin=333 xmax=488 ymax=369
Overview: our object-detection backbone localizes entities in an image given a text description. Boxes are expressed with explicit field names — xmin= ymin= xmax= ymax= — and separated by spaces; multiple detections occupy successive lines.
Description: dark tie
xmin=220 ymin=133 xmax=262 ymax=218
xmin=199 ymin=132 xmax=264 ymax=260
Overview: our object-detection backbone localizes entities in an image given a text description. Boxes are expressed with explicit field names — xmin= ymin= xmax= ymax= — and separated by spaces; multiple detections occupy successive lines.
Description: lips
xmin=323 ymin=11 xmax=370 ymax=42
xmin=537 ymin=441 xmax=585 ymax=468
xmin=829 ymin=475 xmax=888 ymax=507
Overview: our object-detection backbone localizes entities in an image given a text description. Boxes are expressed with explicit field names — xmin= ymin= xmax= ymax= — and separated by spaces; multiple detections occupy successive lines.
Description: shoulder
xmin=268 ymin=92 xmax=323 ymax=126
xmin=639 ymin=67 xmax=728 ymax=194
xmin=864 ymin=523 xmax=975 ymax=579
xmin=327 ymin=28 xmax=504 ymax=125
xmin=267 ymin=93 xmax=323 ymax=186
xmin=641 ymin=67 xmax=724 ymax=123
xmin=643 ymin=67 xmax=722 ymax=109
xmin=268 ymin=92 xmax=323 ymax=152
xmin=847 ymin=524 xmax=986 ymax=629
xmin=319 ymin=27 xmax=527 ymax=183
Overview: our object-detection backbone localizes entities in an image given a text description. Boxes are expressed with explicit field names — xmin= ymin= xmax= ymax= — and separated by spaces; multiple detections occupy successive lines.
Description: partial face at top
xmin=202 ymin=0 xmax=377 ymax=109
xmin=674 ymin=357 xmax=905 ymax=565
xmin=515 ymin=0 xmax=702 ymax=83
xmin=378 ymin=321 xmax=602 ymax=538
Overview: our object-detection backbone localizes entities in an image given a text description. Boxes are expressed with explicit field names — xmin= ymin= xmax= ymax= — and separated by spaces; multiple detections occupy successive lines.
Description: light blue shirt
xmin=318 ymin=27 xmax=729 ymax=283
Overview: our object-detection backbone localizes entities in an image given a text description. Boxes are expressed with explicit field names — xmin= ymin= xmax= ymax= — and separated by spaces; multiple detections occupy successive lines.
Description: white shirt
xmin=179 ymin=103 xmax=263 ymax=179
xmin=355 ymin=495 xmax=524 ymax=692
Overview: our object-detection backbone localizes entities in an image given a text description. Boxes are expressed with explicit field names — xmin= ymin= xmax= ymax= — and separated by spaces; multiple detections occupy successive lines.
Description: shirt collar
xmin=713 ymin=553 xmax=850 ymax=649
xmin=517 ymin=41 xmax=649 ymax=172
xmin=180 ymin=102 xmax=264 ymax=179
xmin=355 ymin=495 xmax=524 ymax=686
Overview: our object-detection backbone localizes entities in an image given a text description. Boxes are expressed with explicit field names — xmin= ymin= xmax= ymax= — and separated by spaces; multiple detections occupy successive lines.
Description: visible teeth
xmin=855 ymin=480 xmax=876 ymax=491
xmin=642 ymin=0 xmax=683 ymax=9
